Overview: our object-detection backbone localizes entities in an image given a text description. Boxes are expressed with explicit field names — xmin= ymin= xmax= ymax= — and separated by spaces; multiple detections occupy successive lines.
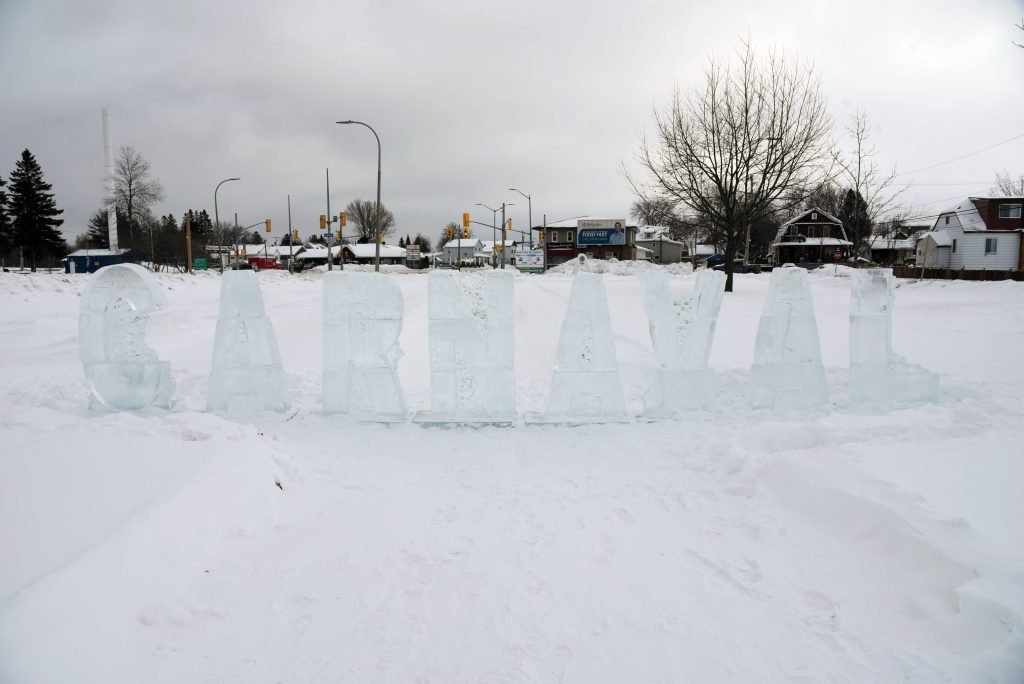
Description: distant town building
xmin=533 ymin=217 xmax=638 ymax=268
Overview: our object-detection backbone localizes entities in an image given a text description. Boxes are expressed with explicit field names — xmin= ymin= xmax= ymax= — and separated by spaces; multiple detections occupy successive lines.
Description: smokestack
xmin=102 ymin=108 xmax=118 ymax=251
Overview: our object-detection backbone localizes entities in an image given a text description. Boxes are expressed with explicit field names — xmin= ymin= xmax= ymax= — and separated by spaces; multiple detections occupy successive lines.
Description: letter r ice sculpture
xmin=322 ymin=272 xmax=408 ymax=420
xmin=415 ymin=270 xmax=515 ymax=425
xmin=78 ymin=263 xmax=174 ymax=410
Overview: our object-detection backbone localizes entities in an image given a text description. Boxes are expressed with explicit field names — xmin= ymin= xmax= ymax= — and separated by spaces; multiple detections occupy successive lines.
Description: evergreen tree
xmin=8 ymin=149 xmax=65 ymax=271
xmin=838 ymin=189 xmax=871 ymax=257
xmin=398 ymin=236 xmax=406 ymax=247
xmin=85 ymin=207 xmax=130 ymax=249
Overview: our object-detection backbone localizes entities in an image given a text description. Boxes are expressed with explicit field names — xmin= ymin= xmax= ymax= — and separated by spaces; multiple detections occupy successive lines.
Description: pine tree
xmin=8 ymin=149 xmax=65 ymax=271
xmin=0 ymin=175 xmax=12 ymax=267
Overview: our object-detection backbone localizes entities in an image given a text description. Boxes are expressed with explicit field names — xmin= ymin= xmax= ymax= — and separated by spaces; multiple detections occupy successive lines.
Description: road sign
xmin=833 ymin=249 xmax=842 ymax=262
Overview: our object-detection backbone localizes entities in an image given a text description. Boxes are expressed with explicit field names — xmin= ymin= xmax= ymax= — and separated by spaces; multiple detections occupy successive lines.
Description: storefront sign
xmin=577 ymin=219 xmax=627 ymax=246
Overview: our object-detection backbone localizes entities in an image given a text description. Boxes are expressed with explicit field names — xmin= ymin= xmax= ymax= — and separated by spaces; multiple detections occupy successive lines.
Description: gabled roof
xmin=936 ymin=198 xmax=987 ymax=232
xmin=920 ymin=230 xmax=952 ymax=247
xmin=443 ymin=238 xmax=483 ymax=249
xmin=343 ymin=244 xmax=406 ymax=258
xmin=780 ymin=208 xmax=842 ymax=228
xmin=295 ymin=245 xmax=343 ymax=259
xmin=66 ymin=248 xmax=128 ymax=257
xmin=537 ymin=216 xmax=636 ymax=229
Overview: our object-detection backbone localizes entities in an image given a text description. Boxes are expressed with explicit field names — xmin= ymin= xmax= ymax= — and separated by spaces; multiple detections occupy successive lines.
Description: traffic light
xmin=340 ymin=212 xmax=347 ymax=227
xmin=320 ymin=214 xmax=327 ymax=230
xmin=462 ymin=228 xmax=469 ymax=239
xmin=462 ymin=212 xmax=470 ymax=228
xmin=507 ymin=218 xmax=512 ymax=230
xmin=292 ymin=228 xmax=299 ymax=241
xmin=336 ymin=230 xmax=342 ymax=241
xmin=538 ymin=229 xmax=544 ymax=241
xmin=265 ymin=218 xmax=272 ymax=233
xmin=447 ymin=226 xmax=453 ymax=239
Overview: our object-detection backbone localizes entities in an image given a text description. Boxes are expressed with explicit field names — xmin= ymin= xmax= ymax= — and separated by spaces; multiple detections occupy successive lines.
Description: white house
xmin=341 ymin=243 xmax=407 ymax=265
xmin=479 ymin=240 xmax=517 ymax=266
xmin=916 ymin=197 xmax=1024 ymax=271
xmin=443 ymin=238 xmax=485 ymax=266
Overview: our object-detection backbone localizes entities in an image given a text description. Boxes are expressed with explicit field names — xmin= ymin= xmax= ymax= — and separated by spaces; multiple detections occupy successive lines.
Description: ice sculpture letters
xmin=207 ymin=271 xmax=289 ymax=412
xmin=415 ymin=270 xmax=515 ymax=424
xmin=529 ymin=272 xmax=629 ymax=423
xmin=323 ymin=272 xmax=408 ymax=420
xmin=849 ymin=269 xmax=938 ymax=403
xmin=641 ymin=270 xmax=726 ymax=416
xmin=748 ymin=266 xmax=828 ymax=409
xmin=79 ymin=263 xmax=174 ymax=410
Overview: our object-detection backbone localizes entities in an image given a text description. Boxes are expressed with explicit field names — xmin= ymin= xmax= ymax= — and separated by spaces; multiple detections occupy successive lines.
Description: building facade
xmin=534 ymin=217 xmax=638 ymax=268
xmin=771 ymin=209 xmax=851 ymax=265
xmin=916 ymin=197 xmax=1024 ymax=271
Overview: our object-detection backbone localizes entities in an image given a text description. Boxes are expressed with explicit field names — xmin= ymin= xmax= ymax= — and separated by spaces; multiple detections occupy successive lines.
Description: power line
xmin=898 ymin=132 xmax=1024 ymax=176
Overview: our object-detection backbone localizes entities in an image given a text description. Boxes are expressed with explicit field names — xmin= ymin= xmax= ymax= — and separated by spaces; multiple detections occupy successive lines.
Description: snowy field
xmin=1 ymin=265 xmax=1022 ymax=683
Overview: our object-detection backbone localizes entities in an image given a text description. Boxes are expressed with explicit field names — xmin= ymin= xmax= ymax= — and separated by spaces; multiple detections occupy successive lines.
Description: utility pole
xmin=185 ymin=212 xmax=193 ymax=274
xmin=234 ymin=212 xmax=239 ymax=268
xmin=326 ymin=168 xmax=333 ymax=271
xmin=287 ymin=194 xmax=293 ymax=274
xmin=500 ymin=203 xmax=507 ymax=269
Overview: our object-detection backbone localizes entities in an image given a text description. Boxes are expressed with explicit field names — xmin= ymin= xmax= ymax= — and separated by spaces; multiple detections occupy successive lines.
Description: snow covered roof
xmin=266 ymin=245 xmax=304 ymax=256
xmin=443 ymin=239 xmax=483 ymax=250
xmin=233 ymin=244 xmax=270 ymax=254
xmin=343 ymin=244 xmax=406 ymax=259
xmin=693 ymin=244 xmax=716 ymax=256
xmin=936 ymin=198 xmax=986 ymax=232
xmin=636 ymin=245 xmax=653 ymax=254
xmin=636 ymin=225 xmax=669 ymax=240
xmin=479 ymin=240 xmax=516 ymax=253
xmin=66 ymin=249 xmax=128 ymax=257
xmin=920 ymin=230 xmax=953 ymax=247
xmin=867 ymin=236 xmax=916 ymax=251
xmin=773 ymin=208 xmax=849 ymax=245
xmin=773 ymin=237 xmax=852 ymax=247
xmin=636 ymin=236 xmax=686 ymax=246
xmin=780 ymin=207 xmax=843 ymax=228
xmin=295 ymin=246 xmax=343 ymax=259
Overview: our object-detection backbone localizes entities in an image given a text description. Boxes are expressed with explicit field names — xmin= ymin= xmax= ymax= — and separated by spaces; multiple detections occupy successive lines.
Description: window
xmin=811 ymin=212 xmax=817 ymax=220
xmin=951 ymin=239 xmax=957 ymax=253
xmin=944 ymin=216 xmax=949 ymax=225
xmin=985 ymin=238 xmax=998 ymax=254
xmin=998 ymin=204 xmax=1022 ymax=219
xmin=567 ymin=231 xmax=574 ymax=243
xmin=550 ymin=230 xmax=558 ymax=242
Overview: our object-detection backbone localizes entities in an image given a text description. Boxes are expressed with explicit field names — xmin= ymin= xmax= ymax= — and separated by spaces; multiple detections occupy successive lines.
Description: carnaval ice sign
xmin=78 ymin=265 xmax=935 ymax=419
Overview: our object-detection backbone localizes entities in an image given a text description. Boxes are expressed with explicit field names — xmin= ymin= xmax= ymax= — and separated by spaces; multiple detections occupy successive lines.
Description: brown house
xmin=771 ymin=208 xmax=851 ymax=265
xmin=533 ymin=217 xmax=638 ymax=268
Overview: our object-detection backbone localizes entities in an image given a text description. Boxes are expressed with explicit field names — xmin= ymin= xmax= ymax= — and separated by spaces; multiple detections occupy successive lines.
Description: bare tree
xmin=834 ymin=111 xmax=907 ymax=255
xmin=990 ymin=170 xmax=1024 ymax=196
xmin=345 ymin=198 xmax=395 ymax=242
xmin=106 ymin=146 xmax=164 ymax=240
xmin=631 ymin=40 xmax=834 ymax=291
xmin=1014 ymin=18 xmax=1023 ymax=48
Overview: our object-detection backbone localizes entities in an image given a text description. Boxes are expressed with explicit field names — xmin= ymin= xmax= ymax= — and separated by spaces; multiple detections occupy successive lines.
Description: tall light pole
xmin=477 ymin=202 xmax=513 ymax=266
xmin=509 ymin=188 xmax=532 ymax=248
xmin=337 ymin=120 xmax=382 ymax=272
xmin=214 ymin=177 xmax=240 ymax=273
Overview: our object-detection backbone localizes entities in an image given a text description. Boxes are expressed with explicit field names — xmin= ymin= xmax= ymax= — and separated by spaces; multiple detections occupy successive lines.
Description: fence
xmin=892 ymin=266 xmax=1024 ymax=282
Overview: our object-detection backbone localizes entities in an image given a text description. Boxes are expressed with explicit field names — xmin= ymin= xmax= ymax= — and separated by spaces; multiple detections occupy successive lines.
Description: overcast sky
xmin=2 ymin=0 xmax=1023 ymax=243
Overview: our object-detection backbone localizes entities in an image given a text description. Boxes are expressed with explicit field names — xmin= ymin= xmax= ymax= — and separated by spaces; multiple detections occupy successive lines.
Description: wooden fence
xmin=892 ymin=266 xmax=1024 ymax=282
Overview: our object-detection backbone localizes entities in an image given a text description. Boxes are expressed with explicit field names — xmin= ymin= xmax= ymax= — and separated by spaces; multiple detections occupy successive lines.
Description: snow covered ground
xmin=1 ymin=266 xmax=1022 ymax=683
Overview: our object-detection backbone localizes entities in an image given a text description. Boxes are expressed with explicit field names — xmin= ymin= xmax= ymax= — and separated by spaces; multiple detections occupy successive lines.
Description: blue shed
xmin=64 ymin=249 xmax=128 ymax=274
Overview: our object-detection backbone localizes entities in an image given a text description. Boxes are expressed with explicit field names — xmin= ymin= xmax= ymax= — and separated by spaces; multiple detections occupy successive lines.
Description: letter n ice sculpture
xmin=749 ymin=266 xmax=827 ymax=410
xmin=323 ymin=272 xmax=408 ymax=421
xmin=414 ymin=270 xmax=515 ymax=425
xmin=78 ymin=263 xmax=174 ymax=410
xmin=849 ymin=269 xmax=938 ymax=403
xmin=641 ymin=270 xmax=726 ymax=417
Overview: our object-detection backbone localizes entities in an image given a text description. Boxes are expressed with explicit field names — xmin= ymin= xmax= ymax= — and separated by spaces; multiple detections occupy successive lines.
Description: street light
xmin=476 ymin=202 xmax=514 ymax=259
xmin=336 ymin=120 xmax=382 ymax=272
xmin=509 ymin=188 xmax=532 ymax=246
xmin=214 ymin=177 xmax=240 ymax=273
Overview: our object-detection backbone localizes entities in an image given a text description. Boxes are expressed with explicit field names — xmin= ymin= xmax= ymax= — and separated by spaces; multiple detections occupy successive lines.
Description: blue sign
xmin=578 ymin=227 xmax=626 ymax=246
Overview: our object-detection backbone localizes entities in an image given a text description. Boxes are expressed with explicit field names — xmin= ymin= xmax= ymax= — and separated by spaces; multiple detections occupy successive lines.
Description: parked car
xmin=704 ymin=254 xmax=726 ymax=268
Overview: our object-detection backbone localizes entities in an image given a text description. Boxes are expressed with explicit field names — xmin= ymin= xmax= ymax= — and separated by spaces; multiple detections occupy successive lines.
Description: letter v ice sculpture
xmin=749 ymin=265 xmax=827 ymax=410
xmin=207 ymin=271 xmax=289 ymax=413
xmin=322 ymin=272 xmax=408 ymax=420
xmin=641 ymin=269 xmax=726 ymax=416
xmin=528 ymin=272 xmax=629 ymax=424
xmin=849 ymin=269 xmax=938 ymax=403
xmin=79 ymin=263 xmax=174 ymax=410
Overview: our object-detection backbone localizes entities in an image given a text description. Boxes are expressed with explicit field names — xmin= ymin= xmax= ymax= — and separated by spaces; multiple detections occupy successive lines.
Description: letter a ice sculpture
xmin=207 ymin=271 xmax=289 ymax=413
xmin=528 ymin=272 xmax=629 ymax=424
xmin=414 ymin=270 xmax=515 ymax=425
xmin=79 ymin=263 xmax=173 ymax=410
xmin=749 ymin=266 xmax=827 ymax=410
xmin=641 ymin=269 xmax=726 ymax=416
xmin=322 ymin=272 xmax=408 ymax=421
xmin=849 ymin=269 xmax=938 ymax=403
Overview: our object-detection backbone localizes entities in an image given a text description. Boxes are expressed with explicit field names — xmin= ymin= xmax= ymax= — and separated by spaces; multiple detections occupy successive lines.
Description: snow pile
xmin=548 ymin=257 xmax=694 ymax=277
xmin=0 ymin=270 xmax=1023 ymax=682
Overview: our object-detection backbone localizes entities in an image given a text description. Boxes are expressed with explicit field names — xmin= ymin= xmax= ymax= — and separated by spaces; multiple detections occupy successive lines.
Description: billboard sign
xmin=577 ymin=219 xmax=627 ymax=246
xmin=517 ymin=251 xmax=545 ymax=272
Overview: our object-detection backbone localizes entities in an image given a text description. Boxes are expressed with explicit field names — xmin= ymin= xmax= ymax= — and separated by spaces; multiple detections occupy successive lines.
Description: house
xmin=915 ymin=197 xmax=1024 ymax=271
xmin=64 ymin=248 xmax=128 ymax=274
xmin=771 ymin=208 xmax=852 ymax=265
xmin=294 ymin=245 xmax=343 ymax=268
xmin=341 ymin=243 xmax=407 ymax=265
xmin=867 ymin=234 xmax=917 ymax=265
xmin=443 ymin=238 xmax=485 ymax=266
xmin=532 ymin=217 xmax=639 ymax=268
xmin=636 ymin=226 xmax=687 ymax=263
xmin=480 ymin=240 xmax=517 ymax=267
xmin=264 ymin=243 xmax=305 ymax=268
